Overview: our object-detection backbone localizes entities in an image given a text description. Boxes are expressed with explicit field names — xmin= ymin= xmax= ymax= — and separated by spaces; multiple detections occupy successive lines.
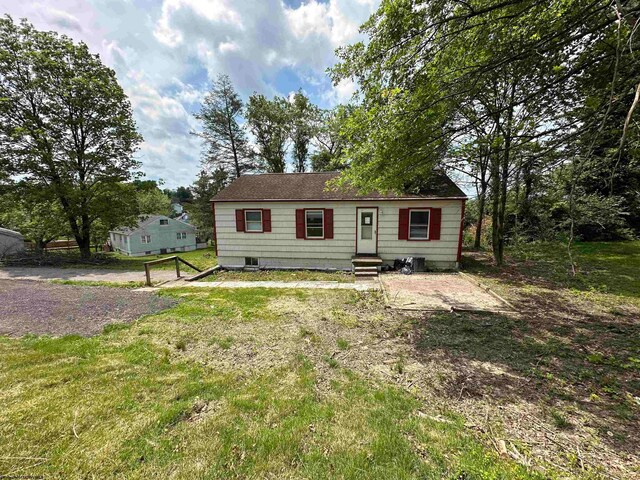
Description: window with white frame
xmin=305 ymin=210 xmax=324 ymax=238
xmin=409 ymin=210 xmax=430 ymax=239
xmin=245 ymin=210 xmax=263 ymax=232
xmin=159 ymin=219 xmax=168 ymax=225
xmin=141 ymin=235 xmax=151 ymax=244
xmin=181 ymin=232 xmax=187 ymax=239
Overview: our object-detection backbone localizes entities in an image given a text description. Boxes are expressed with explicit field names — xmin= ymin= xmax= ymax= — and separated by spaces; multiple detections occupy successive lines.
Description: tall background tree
xmin=133 ymin=180 xmax=172 ymax=216
xmin=188 ymin=168 xmax=228 ymax=242
xmin=0 ymin=16 xmax=142 ymax=258
xmin=310 ymin=106 xmax=349 ymax=172
xmin=246 ymin=94 xmax=290 ymax=173
xmin=289 ymin=90 xmax=317 ymax=172
xmin=193 ymin=74 xmax=254 ymax=178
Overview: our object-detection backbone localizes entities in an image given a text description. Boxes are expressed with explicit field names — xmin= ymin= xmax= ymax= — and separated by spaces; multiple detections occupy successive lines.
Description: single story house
xmin=0 ymin=227 xmax=25 ymax=257
xmin=109 ymin=215 xmax=197 ymax=256
xmin=211 ymin=171 xmax=467 ymax=271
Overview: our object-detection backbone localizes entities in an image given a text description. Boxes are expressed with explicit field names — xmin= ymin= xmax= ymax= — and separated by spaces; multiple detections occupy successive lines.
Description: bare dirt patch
xmin=0 ymin=279 xmax=176 ymax=336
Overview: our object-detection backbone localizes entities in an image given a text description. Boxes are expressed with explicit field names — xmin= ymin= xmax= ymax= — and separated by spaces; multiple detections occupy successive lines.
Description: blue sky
xmin=0 ymin=0 xmax=380 ymax=188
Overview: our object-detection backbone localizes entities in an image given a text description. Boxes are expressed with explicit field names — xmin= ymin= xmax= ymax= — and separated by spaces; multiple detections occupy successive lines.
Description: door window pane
xmin=361 ymin=212 xmax=373 ymax=240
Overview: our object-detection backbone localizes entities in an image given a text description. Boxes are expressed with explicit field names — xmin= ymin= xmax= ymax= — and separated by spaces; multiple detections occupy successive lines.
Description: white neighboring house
xmin=0 ymin=227 xmax=25 ymax=257
xmin=211 ymin=171 xmax=467 ymax=271
xmin=109 ymin=215 xmax=197 ymax=257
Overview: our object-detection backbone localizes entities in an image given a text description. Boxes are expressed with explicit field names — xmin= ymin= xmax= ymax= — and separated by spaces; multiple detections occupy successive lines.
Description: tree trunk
xmin=474 ymin=188 xmax=486 ymax=249
xmin=76 ymin=215 xmax=92 ymax=259
xmin=34 ymin=239 xmax=47 ymax=254
xmin=490 ymin=152 xmax=502 ymax=265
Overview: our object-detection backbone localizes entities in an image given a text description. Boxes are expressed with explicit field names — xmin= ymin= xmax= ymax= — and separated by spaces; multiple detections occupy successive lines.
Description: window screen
xmin=245 ymin=210 xmax=263 ymax=232
xmin=409 ymin=210 xmax=430 ymax=239
xmin=306 ymin=210 xmax=324 ymax=238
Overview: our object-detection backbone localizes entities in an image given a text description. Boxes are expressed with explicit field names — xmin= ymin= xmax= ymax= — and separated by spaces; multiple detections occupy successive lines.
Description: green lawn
xmin=103 ymin=247 xmax=218 ymax=273
xmin=202 ymin=268 xmax=355 ymax=283
xmin=0 ymin=288 xmax=539 ymax=479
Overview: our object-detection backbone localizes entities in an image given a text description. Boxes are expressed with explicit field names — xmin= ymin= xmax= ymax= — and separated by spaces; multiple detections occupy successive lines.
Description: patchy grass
xmin=201 ymin=268 xmax=354 ymax=283
xmin=2 ymin=247 xmax=218 ymax=274
xmin=104 ymin=247 xmax=218 ymax=273
xmin=3 ymin=238 xmax=639 ymax=478
xmin=0 ymin=287 xmax=541 ymax=479
xmin=463 ymin=241 xmax=640 ymax=305
xmin=49 ymin=279 xmax=145 ymax=288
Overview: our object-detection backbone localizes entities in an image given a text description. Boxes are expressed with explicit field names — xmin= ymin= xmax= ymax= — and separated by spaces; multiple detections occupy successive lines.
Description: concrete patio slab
xmin=380 ymin=272 xmax=512 ymax=312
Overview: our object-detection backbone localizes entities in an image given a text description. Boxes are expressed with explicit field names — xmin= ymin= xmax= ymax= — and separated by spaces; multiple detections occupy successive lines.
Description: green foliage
xmin=136 ymin=186 xmax=172 ymax=217
xmin=0 ymin=183 xmax=69 ymax=249
xmin=310 ymin=105 xmax=350 ymax=172
xmin=0 ymin=16 xmax=142 ymax=258
xmin=246 ymin=94 xmax=291 ymax=173
xmin=331 ymin=0 xmax=640 ymax=258
xmin=188 ymin=168 xmax=228 ymax=242
xmin=289 ymin=90 xmax=318 ymax=172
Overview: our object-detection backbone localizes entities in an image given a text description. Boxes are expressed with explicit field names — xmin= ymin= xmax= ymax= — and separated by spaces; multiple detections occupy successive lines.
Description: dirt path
xmin=0 ymin=266 xmax=177 ymax=284
xmin=0 ymin=280 xmax=176 ymax=336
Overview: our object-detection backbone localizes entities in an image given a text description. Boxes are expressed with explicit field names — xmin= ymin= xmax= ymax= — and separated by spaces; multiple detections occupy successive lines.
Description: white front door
xmin=356 ymin=208 xmax=377 ymax=255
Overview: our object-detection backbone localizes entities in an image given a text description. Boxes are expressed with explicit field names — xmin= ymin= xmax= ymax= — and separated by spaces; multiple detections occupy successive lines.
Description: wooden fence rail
xmin=143 ymin=256 xmax=203 ymax=286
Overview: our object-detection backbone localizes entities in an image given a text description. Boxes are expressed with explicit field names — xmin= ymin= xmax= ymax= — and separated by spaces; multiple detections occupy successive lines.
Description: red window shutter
xmin=295 ymin=209 xmax=305 ymax=239
xmin=324 ymin=208 xmax=334 ymax=239
xmin=235 ymin=209 xmax=245 ymax=232
xmin=429 ymin=208 xmax=442 ymax=240
xmin=262 ymin=209 xmax=272 ymax=232
xmin=398 ymin=208 xmax=409 ymax=240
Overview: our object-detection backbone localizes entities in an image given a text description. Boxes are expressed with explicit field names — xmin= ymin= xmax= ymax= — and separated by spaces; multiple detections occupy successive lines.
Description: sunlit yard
xmin=1 ymin=288 xmax=538 ymax=479
xmin=1 ymin=241 xmax=638 ymax=478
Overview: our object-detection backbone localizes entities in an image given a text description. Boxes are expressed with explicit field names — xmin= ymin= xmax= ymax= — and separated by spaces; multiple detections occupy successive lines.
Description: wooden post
xmin=145 ymin=263 xmax=151 ymax=286
xmin=175 ymin=256 xmax=180 ymax=278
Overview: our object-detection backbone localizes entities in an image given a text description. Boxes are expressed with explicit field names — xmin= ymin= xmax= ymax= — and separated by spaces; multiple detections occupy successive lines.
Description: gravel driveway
xmin=0 ymin=280 xmax=176 ymax=337
xmin=0 ymin=266 xmax=178 ymax=284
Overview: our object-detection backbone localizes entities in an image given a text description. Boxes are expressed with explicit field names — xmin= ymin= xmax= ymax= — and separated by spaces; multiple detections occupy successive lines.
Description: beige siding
xmin=215 ymin=200 xmax=463 ymax=269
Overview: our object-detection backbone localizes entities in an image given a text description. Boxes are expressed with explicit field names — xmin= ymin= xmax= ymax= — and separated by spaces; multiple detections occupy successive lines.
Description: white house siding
xmin=110 ymin=216 xmax=197 ymax=256
xmin=214 ymin=200 xmax=463 ymax=270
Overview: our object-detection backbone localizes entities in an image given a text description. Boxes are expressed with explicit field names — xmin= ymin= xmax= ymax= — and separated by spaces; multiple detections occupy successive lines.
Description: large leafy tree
xmin=246 ymin=94 xmax=290 ymax=173
xmin=332 ymin=0 xmax=640 ymax=265
xmin=0 ymin=16 xmax=142 ymax=258
xmin=194 ymin=74 xmax=254 ymax=178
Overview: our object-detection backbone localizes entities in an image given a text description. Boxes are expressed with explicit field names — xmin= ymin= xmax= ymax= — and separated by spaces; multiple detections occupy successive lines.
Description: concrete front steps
xmin=352 ymin=256 xmax=383 ymax=279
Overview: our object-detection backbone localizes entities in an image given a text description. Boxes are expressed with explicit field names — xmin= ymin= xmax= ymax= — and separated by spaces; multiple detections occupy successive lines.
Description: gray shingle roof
xmin=110 ymin=215 xmax=196 ymax=235
xmin=211 ymin=171 xmax=466 ymax=202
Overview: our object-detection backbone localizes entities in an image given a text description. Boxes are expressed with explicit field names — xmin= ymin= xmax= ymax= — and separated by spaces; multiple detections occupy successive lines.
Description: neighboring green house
xmin=109 ymin=215 xmax=197 ymax=256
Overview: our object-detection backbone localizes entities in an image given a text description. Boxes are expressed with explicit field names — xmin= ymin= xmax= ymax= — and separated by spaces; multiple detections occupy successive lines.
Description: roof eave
xmin=211 ymin=196 xmax=468 ymax=202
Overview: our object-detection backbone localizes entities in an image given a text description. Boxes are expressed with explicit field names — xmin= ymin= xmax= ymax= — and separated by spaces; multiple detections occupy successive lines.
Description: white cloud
xmin=154 ymin=0 xmax=243 ymax=46
xmin=0 ymin=0 xmax=380 ymax=184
